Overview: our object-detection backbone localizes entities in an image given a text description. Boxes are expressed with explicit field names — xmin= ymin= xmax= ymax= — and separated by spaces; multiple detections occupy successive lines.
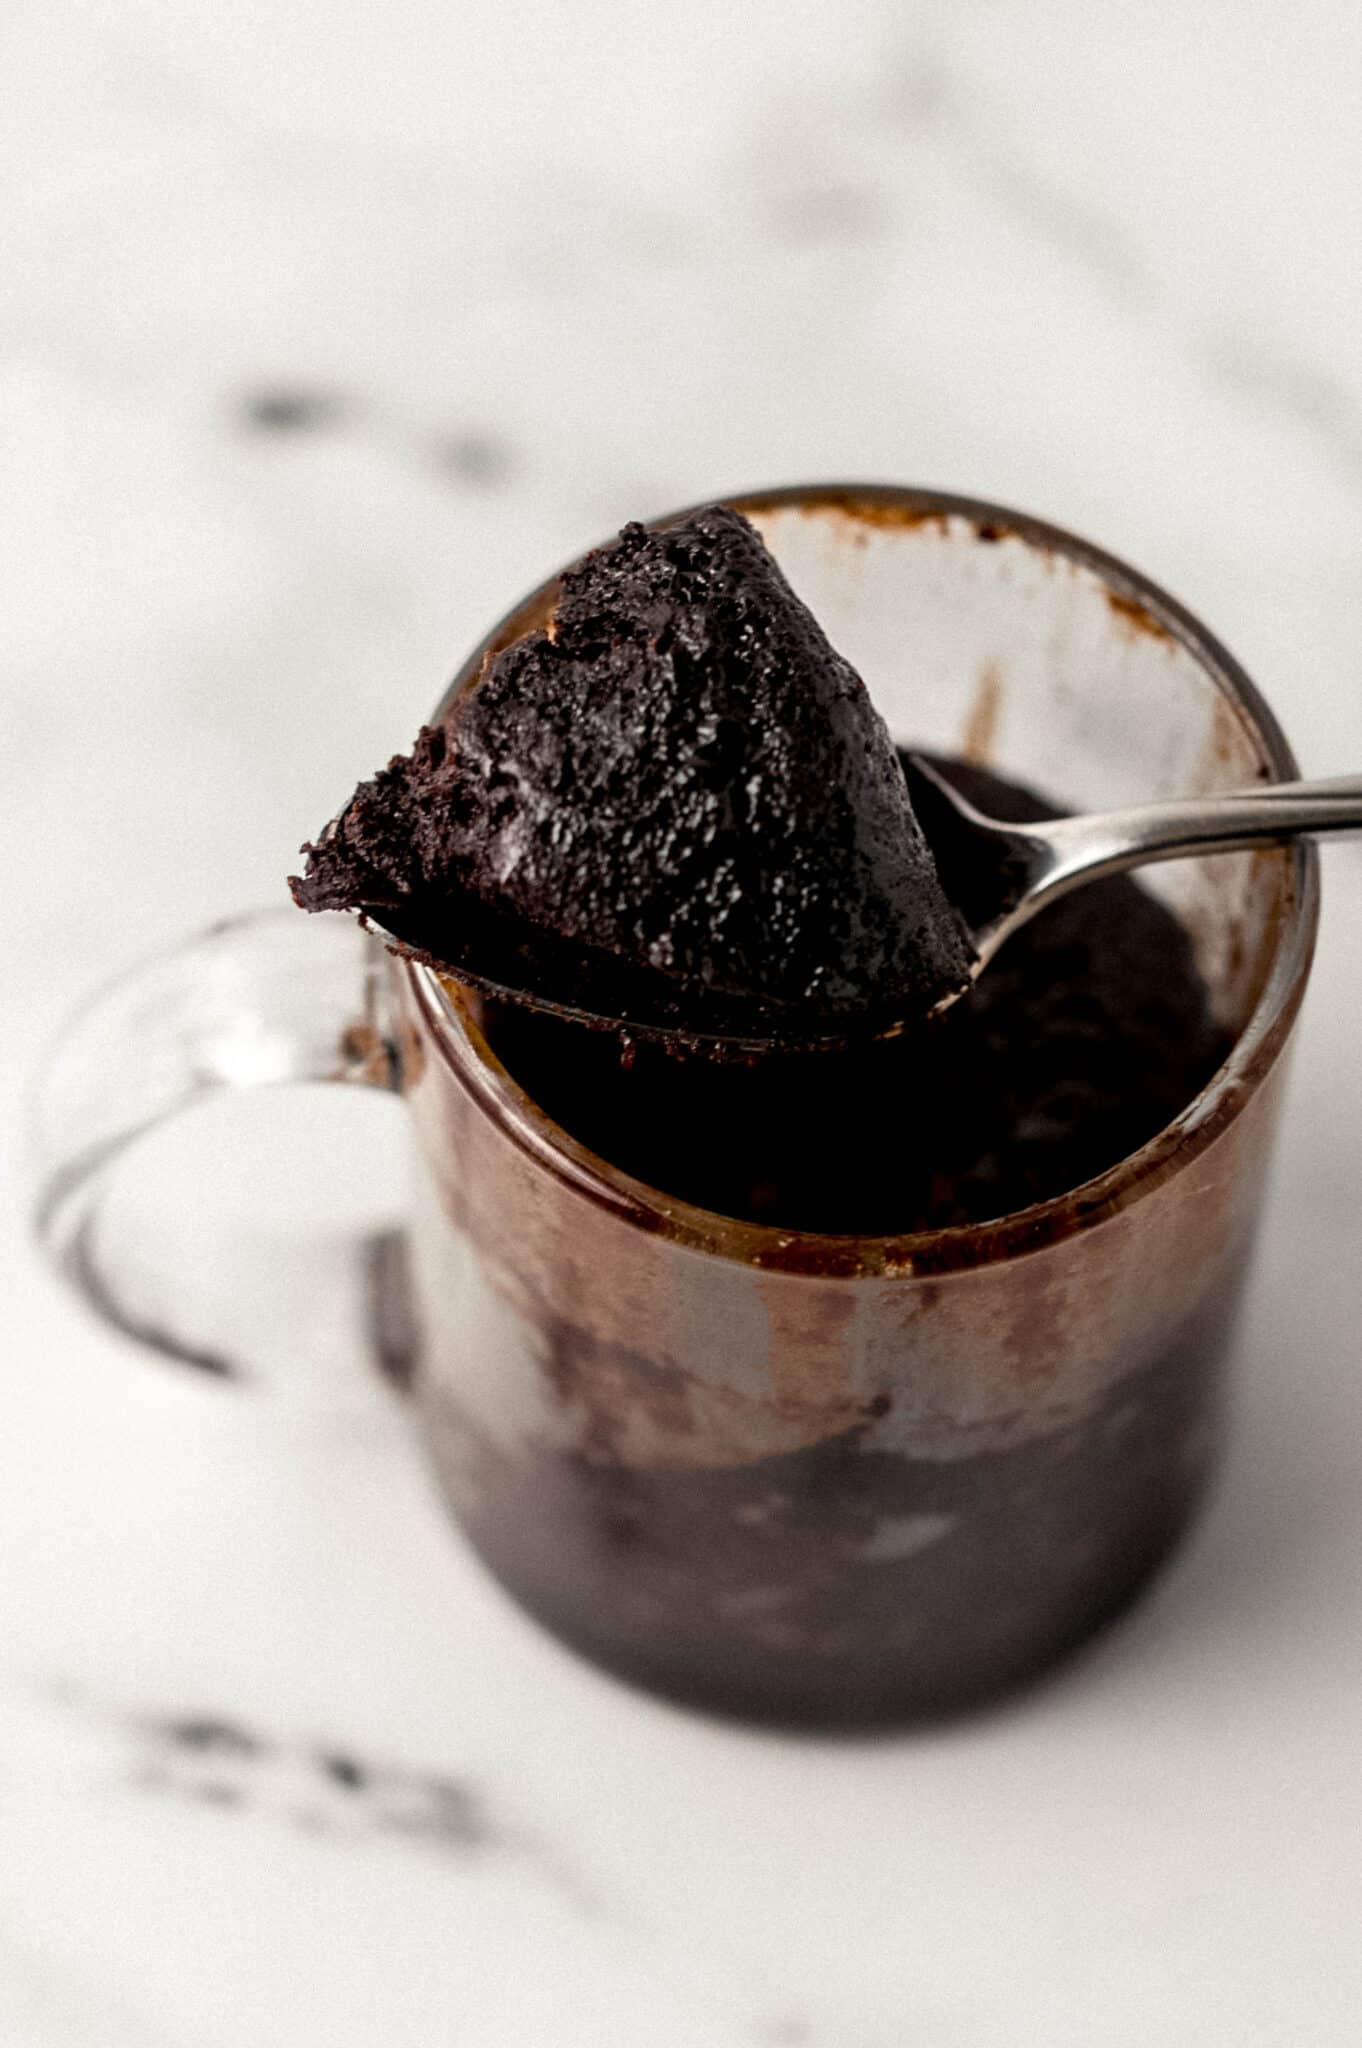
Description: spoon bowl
xmin=363 ymin=762 xmax=1362 ymax=1052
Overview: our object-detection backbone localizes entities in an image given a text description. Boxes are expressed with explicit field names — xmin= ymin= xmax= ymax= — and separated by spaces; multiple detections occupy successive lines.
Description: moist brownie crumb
xmin=291 ymin=506 xmax=974 ymax=1037
xmin=480 ymin=755 xmax=1232 ymax=1234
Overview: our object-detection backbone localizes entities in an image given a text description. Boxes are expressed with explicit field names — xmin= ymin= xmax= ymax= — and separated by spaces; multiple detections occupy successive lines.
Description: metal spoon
xmin=369 ymin=765 xmax=1361 ymax=1051
xmin=906 ymin=756 xmax=1362 ymax=1019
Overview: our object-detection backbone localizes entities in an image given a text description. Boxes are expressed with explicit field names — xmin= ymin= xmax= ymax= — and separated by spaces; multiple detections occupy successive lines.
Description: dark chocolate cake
xmin=292 ymin=506 xmax=974 ymax=1037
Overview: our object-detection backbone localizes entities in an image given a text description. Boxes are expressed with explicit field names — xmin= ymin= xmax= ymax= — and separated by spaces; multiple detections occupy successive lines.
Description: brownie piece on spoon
xmin=291 ymin=505 xmax=973 ymax=1041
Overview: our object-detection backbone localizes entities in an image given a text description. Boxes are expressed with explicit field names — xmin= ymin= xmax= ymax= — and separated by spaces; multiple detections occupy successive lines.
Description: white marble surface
xmin=4 ymin=3 xmax=1362 ymax=2041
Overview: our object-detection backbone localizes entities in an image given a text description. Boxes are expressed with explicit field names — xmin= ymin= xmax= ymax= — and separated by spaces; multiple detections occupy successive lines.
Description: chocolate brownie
xmin=292 ymin=506 xmax=974 ymax=1039
xmin=480 ymin=755 xmax=1232 ymax=1234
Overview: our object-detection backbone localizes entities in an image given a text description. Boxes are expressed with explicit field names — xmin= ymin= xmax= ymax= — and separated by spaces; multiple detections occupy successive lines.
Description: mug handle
xmin=28 ymin=906 xmax=412 ymax=1390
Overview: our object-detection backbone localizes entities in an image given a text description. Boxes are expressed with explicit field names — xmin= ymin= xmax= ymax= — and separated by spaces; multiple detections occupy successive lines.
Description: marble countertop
xmin=4 ymin=3 xmax=1362 ymax=2041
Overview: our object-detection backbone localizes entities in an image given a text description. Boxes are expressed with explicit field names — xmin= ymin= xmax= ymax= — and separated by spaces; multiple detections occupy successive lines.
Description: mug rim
xmin=409 ymin=481 xmax=1320 ymax=1280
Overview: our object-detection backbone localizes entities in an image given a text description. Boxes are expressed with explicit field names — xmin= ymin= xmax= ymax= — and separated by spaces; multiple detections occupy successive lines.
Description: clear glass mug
xmin=30 ymin=486 xmax=1319 ymax=1726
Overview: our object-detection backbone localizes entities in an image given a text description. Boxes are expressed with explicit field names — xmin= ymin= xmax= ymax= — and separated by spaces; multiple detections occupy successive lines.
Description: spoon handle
xmin=1035 ymin=774 xmax=1362 ymax=895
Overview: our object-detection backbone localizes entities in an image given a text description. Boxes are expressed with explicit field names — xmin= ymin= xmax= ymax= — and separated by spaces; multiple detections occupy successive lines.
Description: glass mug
xmin=30 ymin=486 xmax=1319 ymax=1726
